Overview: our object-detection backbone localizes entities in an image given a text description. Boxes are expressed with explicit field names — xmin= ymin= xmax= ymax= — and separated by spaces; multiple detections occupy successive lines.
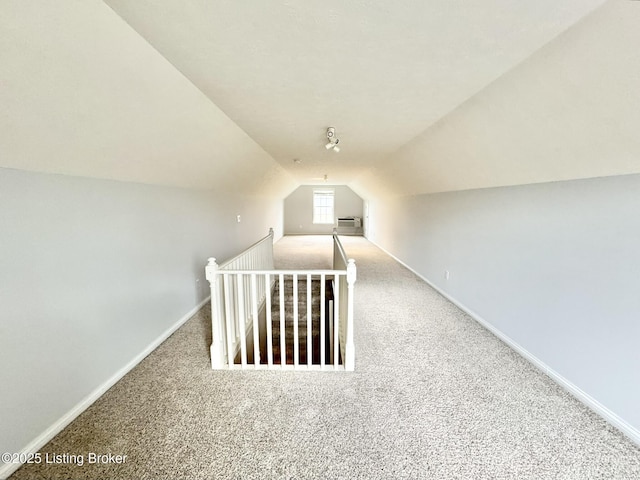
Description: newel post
xmin=345 ymin=258 xmax=357 ymax=371
xmin=206 ymin=257 xmax=226 ymax=369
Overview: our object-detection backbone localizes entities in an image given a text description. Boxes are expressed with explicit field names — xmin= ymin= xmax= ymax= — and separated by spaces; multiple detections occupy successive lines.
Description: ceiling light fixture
xmin=325 ymin=127 xmax=340 ymax=152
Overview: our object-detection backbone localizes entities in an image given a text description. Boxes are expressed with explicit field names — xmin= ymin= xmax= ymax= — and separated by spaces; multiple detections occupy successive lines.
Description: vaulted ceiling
xmin=2 ymin=1 xmax=639 ymax=199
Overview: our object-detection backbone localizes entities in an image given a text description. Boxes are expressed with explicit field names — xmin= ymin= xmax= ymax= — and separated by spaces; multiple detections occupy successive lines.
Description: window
xmin=313 ymin=189 xmax=335 ymax=224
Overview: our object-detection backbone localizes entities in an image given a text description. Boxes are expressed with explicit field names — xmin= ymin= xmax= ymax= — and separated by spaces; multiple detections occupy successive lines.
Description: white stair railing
xmin=332 ymin=228 xmax=356 ymax=371
xmin=205 ymin=229 xmax=356 ymax=371
xmin=205 ymin=228 xmax=274 ymax=368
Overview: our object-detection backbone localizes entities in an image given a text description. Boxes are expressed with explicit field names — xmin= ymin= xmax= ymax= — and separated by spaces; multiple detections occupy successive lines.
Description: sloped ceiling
xmin=0 ymin=0 xmax=295 ymax=196
xmin=358 ymin=0 xmax=640 ymax=196
xmin=3 ymin=1 xmax=639 ymax=199
xmin=102 ymin=0 xmax=611 ymax=194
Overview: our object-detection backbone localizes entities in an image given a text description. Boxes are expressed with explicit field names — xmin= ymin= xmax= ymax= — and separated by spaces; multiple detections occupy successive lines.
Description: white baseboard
xmin=0 ymin=296 xmax=210 ymax=480
xmin=367 ymin=238 xmax=640 ymax=448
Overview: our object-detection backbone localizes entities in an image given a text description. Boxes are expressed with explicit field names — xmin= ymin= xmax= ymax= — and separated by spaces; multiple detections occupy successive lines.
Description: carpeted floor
xmin=10 ymin=235 xmax=640 ymax=479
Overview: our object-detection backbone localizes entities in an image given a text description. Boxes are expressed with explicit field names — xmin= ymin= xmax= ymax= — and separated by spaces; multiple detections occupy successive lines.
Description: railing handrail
xmin=219 ymin=227 xmax=274 ymax=270
xmin=212 ymin=268 xmax=346 ymax=275
xmin=332 ymin=228 xmax=349 ymax=270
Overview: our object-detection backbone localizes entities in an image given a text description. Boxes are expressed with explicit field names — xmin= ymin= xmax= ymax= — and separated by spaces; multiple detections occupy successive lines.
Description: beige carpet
xmin=10 ymin=235 xmax=640 ymax=479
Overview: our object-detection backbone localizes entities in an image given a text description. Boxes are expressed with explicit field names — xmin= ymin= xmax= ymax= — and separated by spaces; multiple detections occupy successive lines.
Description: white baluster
xmin=307 ymin=274 xmax=312 ymax=367
xmin=251 ymin=273 xmax=260 ymax=366
xmin=230 ymin=278 xmax=238 ymax=350
xmin=328 ymin=298 xmax=334 ymax=367
xmin=333 ymin=275 xmax=340 ymax=370
xmin=265 ymin=273 xmax=273 ymax=367
xmin=258 ymin=270 xmax=265 ymax=308
xmin=237 ymin=274 xmax=247 ymax=368
xmin=320 ymin=274 xmax=326 ymax=368
xmin=293 ymin=273 xmax=299 ymax=368
xmin=223 ymin=274 xmax=234 ymax=368
xmin=279 ymin=273 xmax=285 ymax=367
xmin=345 ymin=259 xmax=356 ymax=371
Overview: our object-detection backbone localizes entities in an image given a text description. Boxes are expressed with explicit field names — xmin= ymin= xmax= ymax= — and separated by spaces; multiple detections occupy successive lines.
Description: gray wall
xmin=366 ymin=174 xmax=640 ymax=435
xmin=284 ymin=185 xmax=363 ymax=235
xmin=0 ymin=168 xmax=283 ymax=462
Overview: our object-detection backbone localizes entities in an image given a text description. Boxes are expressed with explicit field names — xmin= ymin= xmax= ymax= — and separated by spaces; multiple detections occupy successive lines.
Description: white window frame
xmin=312 ymin=189 xmax=335 ymax=225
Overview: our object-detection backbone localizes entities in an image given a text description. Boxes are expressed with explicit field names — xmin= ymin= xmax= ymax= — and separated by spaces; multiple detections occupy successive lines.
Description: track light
xmin=325 ymin=127 xmax=340 ymax=152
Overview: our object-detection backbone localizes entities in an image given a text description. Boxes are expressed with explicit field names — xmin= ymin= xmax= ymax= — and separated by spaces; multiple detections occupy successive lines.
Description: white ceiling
xmin=358 ymin=0 xmax=640 ymax=196
xmin=0 ymin=0 xmax=295 ymax=196
xmin=3 ymin=0 xmax=639 ymax=198
xmin=102 ymin=0 xmax=607 ymax=187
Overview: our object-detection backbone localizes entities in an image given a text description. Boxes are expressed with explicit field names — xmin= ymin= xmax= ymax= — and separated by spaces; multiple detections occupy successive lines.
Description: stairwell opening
xmin=207 ymin=230 xmax=355 ymax=371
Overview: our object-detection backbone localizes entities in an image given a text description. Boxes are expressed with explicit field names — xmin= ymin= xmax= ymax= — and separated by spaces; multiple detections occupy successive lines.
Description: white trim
xmin=367 ymin=237 xmax=640 ymax=448
xmin=0 ymin=296 xmax=210 ymax=480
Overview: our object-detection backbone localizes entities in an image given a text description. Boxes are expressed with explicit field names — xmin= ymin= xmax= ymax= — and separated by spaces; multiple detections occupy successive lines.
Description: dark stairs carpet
xmin=267 ymin=277 xmax=333 ymax=366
